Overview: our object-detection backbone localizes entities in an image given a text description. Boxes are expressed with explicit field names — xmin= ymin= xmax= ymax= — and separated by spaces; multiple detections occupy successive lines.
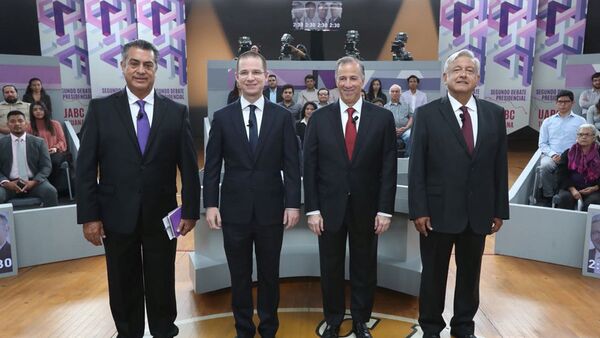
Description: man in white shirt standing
xmin=400 ymin=75 xmax=428 ymax=114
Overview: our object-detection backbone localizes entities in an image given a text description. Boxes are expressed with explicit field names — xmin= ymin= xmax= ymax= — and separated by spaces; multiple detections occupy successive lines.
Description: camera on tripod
xmin=344 ymin=30 xmax=362 ymax=59
xmin=279 ymin=33 xmax=294 ymax=60
xmin=391 ymin=32 xmax=413 ymax=61
xmin=238 ymin=36 xmax=253 ymax=56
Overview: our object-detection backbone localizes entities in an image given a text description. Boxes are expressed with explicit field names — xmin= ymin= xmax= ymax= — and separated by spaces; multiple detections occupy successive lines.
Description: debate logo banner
xmin=84 ymin=0 xmax=138 ymax=99
xmin=530 ymin=0 xmax=588 ymax=130
xmin=136 ymin=0 xmax=188 ymax=105
xmin=37 ymin=0 xmax=91 ymax=131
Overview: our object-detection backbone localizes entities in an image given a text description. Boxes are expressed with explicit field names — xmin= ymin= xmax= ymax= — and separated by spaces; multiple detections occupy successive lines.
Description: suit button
xmin=347 ymin=192 xmax=351 ymax=196
xmin=140 ymin=165 xmax=146 ymax=171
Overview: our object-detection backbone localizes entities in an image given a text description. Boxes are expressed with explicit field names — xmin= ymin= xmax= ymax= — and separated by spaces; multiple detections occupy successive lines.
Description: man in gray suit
xmin=409 ymin=49 xmax=509 ymax=338
xmin=0 ymin=110 xmax=57 ymax=206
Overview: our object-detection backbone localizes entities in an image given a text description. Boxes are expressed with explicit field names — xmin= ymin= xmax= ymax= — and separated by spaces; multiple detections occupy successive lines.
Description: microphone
xmin=137 ymin=111 xmax=143 ymax=120
xmin=459 ymin=113 xmax=465 ymax=123
xmin=247 ymin=120 xmax=254 ymax=128
xmin=351 ymin=115 xmax=359 ymax=124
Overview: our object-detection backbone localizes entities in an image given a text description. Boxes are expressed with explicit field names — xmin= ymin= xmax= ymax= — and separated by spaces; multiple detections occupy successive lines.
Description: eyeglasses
xmin=451 ymin=68 xmax=477 ymax=77
xmin=556 ymin=100 xmax=572 ymax=104
xmin=238 ymin=70 xmax=265 ymax=78
xmin=577 ymin=133 xmax=595 ymax=137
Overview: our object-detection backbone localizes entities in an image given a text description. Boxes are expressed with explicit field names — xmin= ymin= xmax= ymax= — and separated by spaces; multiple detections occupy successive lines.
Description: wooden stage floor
xmin=1 ymin=145 xmax=600 ymax=338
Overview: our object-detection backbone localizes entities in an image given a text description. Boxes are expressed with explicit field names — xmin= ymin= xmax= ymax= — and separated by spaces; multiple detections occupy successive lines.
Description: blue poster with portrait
xmin=583 ymin=205 xmax=600 ymax=278
xmin=0 ymin=204 xmax=17 ymax=278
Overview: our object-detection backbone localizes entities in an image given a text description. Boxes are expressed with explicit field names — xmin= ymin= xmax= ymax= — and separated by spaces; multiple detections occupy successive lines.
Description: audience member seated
xmin=278 ymin=84 xmax=302 ymax=120
xmin=579 ymin=72 xmax=600 ymax=117
xmin=296 ymin=102 xmax=316 ymax=146
xmin=263 ymin=74 xmax=283 ymax=103
xmin=586 ymin=99 xmax=600 ymax=133
xmin=400 ymin=75 xmax=428 ymax=113
xmin=298 ymin=74 xmax=318 ymax=105
xmin=537 ymin=90 xmax=586 ymax=206
xmin=371 ymin=98 xmax=385 ymax=107
xmin=366 ymin=78 xmax=387 ymax=104
xmin=26 ymin=101 xmax=72 ymax=196
xmin=22 ymin=78 xmax=53 ymax=113
xmin=0 ymin=110 xmax=58 ymax=207
xmin=385 ymin=84 xmax=413 ymax=157
xmin=316 ymin=88 xmax=330 ymax=108
xmin=555 ymin=124 xmax=600 ymax=211
xmin=360 ymin=89 xmax=367 ymax=101
xmin=227 ymin=82 xmax=240 ymax=104
xmin=0 ymin=85 xmax=30 ymax=135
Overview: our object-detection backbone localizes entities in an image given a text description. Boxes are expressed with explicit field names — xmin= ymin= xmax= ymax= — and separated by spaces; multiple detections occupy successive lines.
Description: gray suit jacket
xmin=0 ymin=134 xmax=51 ymax=183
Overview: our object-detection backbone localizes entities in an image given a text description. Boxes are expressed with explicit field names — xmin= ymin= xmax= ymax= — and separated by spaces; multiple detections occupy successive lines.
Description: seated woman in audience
xmin=555 ymin=124 xmax=600 ymax=211
xmin=27 ymin=101 xmax=69 ymax=192
xmin=366 ymin=78 xmax=387 ymax=104
xmin=296 ymin=102 xmax=317 ymax=146
xmin=22 ymin=78 xmax=53 ymax=113
xmin=586 ymin=99 xmax=600 ymax=133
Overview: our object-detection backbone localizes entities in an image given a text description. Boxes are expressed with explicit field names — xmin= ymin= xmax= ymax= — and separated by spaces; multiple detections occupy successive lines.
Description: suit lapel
xmin=25 ymin=136 xmax=35 ymax=171
xmin=472 ymin=98 xmax=486 ymax=160
xmin=326 ymin=102 xmax=350 ymax=165
xmin=230 ymin=101 xmax=253 ymax=163
xmin=144 ymin=93 xmax=167 ymax=158
xmin=352 ymin=101 xmax=373 ymax=163
xmin=114 ymin=89 xmax=142 ymax=157
xmin=438 ymin=96 xmax=471 ymax=157
xmin=253 ymin=102 xmax=275 ymax=163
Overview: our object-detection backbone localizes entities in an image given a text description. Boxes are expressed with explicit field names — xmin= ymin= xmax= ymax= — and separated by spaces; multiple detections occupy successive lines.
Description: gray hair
xmin=335 ymin=56 xmax=365 ymax=80
xmin=443 ymin=49 xmax=481 ymax=75
xmin=578 ymin=123 xmax=599 ymax=137
xmin=389 ymin=84 xmax=402 ymax=94
xmin=121 ymin=39 xmax=159 ymax=69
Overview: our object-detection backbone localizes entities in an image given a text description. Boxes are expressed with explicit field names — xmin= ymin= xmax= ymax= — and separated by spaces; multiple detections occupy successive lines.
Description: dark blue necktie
xmin=248 ymin=104 xmax=258 ymax=154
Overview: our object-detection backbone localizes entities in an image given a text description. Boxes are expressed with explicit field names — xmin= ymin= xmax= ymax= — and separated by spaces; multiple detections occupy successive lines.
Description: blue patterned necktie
xmin=136 ymin=100 xmax=150 ymax=154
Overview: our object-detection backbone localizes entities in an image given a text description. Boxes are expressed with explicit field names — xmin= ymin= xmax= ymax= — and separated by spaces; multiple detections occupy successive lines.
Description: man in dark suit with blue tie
xmin=408 ymin=49 xmax=509 ymax=338
xmin=203 ymin=51 xmax=301 ymax=338
xmin=303 ymin=56 xmax=397 ymax=338
xmin=76 ymin=39 xmax=200 ymax=338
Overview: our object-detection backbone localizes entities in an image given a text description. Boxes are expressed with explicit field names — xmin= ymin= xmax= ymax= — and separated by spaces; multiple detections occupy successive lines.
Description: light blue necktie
xmin=16 ymin=138 xmax=28 ymax=179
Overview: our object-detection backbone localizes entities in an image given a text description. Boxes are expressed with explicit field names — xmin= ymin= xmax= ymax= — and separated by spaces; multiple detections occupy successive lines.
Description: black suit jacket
xmin=408 ymin=96 xmax=509 ymax=235
xmin=0 ymin=134 xmax=51 ymax=183
xmin=203 ymin=100 xmax=301 ymax=225
xmin=303 ymin=101 xmax=397 ymax=232
xmin=263 ymin=87 xmax=283 ymax=104
xmin=76 ymin=89 xmax=200 ymax=234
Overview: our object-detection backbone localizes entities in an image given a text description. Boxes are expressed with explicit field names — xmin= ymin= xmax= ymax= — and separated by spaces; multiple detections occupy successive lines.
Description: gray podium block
xmin=189 ymin=158 xmax=421 ymax=296
xmin=495 ymin=149 xmax=588 ymax=268
xmin=15 ymin=205 xmax=104 ymax=267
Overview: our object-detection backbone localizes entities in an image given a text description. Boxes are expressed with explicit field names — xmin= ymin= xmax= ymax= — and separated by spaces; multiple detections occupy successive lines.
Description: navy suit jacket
xmin=263 ymin=87 xmax=283 ymax=103
xmin=76 ymin=89 xmax=200 ymax=234
xmin=203 ymin=100 xmax=301 ymax=225
xmin=408 ymin=96 xmax=509 ymax=234
xmin=303 ymin=101 xmax=397 ymax=232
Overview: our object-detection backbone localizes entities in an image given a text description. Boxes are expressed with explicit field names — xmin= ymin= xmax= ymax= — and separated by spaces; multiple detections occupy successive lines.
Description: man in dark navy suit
xmin=203 ymin=51 xmax=301 ymax=338
xmin=409 ymin=49 xmax=509 ymax=338
xmin=77 ymin=39 xmax=200 ymax=338
xmin=303 ymin=56 xmax=397 ymax=338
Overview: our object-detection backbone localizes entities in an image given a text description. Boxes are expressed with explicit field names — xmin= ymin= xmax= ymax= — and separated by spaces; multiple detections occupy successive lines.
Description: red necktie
xmin=460 ymin=106 xmax=474 ymax=155
xmin=345 ymin=107 xmax=357 ymax=160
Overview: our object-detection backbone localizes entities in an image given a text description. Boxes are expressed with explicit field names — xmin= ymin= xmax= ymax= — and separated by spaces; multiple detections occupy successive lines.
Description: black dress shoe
xmin=321 ymin=324 xmax=340 ymax=338
xmin=352 ymin=322 xmax=373 ymax=338
xmin=422 ymin=334 xmax=441 ymax=338
xmin=452 ymin=334 xmax=477 ymax=338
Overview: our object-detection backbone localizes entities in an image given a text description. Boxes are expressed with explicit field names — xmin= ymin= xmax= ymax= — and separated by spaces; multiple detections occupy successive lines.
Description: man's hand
xmin=178 ymin=219 xmax=197 ymax=236
xmin=491 ymin=217 xmax=503 ymax=234
xmin=396 ymin=128 xmax=402 ymax=136
xmin=83 ymin=221 xmax=105 ymax=246
xmin=2 ymin=181 xmax=22 ymax=193
xmin=21 ymin=180 xmax=38 ymax=193
xmin=414 ymin=216 xmax=432 ymax=236
xmin=307 ymin=214 xmax=324 ymax=236
xmin=551 ymin=154 xmax=561 ymax=164
xmin=570 ymin=187 xmax=582 ymax=200
xmin=206 ymin=207 xmax=222 ymax=230
xmin=283 ymin=208 xmax=300 ymax=229
xmin=374 ymin=215 xmax=391 ymax=234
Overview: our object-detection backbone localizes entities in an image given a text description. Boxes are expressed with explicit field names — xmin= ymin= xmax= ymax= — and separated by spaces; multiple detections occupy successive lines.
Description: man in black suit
xmin=303 ymin=56 xmax=397 ymax=338
xmin=76 ymin=39 xmax=200 ymax=338
xmin=0 ymin=110 xmax=57 ymax=207
xmin=262 ymin=74 xmax=283 ymax=103
xmin=204 ymin=51 xmax=301 ymax=338
xmin=408 ymin=49 xmax=509 ymax=338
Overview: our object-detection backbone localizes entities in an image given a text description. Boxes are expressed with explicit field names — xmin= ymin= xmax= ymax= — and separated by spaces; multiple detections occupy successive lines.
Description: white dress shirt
xmin=447 ymin=94 xmax=478 ymax=147
xmin=400 ymin=89 xmax=428 ymax=112
xmin=126 ymin=86 xmax=155 ymax=134
xmin=240 ymin=95 xmax=265 ymax=139
xmin=10 ymin=133 xmax=33 ymax=180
